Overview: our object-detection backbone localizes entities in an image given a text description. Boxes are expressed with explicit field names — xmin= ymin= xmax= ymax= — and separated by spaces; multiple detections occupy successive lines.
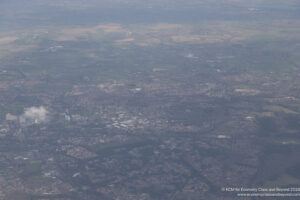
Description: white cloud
xmin=19 ymin=106 xmax=50 ymax=126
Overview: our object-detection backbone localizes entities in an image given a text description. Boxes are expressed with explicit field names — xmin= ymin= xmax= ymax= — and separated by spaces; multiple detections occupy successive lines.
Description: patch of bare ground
xmin=0 ymin=36 xmax=18 ymax=44
xmin=234 ymin=88 xmax=261 ymax=95
xmin=55 ymin=24 xmax=129 ymax=41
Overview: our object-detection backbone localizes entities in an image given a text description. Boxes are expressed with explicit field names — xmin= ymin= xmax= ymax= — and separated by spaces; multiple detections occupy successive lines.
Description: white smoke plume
xmin=19 ymin=106 xmax=50 ymax=126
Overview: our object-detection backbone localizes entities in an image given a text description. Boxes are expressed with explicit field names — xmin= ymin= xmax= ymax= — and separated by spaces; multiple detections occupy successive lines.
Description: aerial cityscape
xmin=0 ymin=0 xmax=300 ymax=199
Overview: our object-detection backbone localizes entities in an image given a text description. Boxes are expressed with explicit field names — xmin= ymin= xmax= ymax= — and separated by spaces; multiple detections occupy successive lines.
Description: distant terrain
xmin=0 ymin=0 xmax=300 ymax=199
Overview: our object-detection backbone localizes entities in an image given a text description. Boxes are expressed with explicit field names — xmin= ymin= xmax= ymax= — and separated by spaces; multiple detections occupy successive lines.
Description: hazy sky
xmin=1 ymin=0 xmax=299 ymax=28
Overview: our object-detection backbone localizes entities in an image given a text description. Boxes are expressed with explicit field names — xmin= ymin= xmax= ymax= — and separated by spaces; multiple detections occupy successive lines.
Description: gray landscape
xmin=0 ymin=0 xmax=300 ymax=199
